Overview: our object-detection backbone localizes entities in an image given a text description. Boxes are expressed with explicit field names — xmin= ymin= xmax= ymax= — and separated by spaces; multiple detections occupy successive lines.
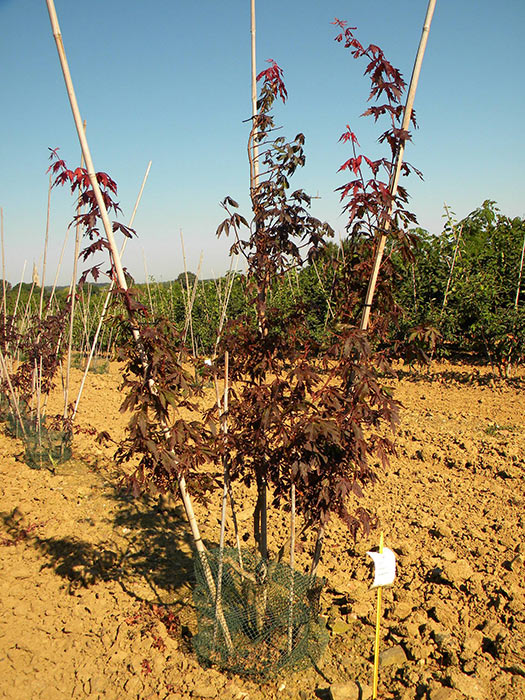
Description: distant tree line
xmin=3 ymin=200 xmax=523 ymax=374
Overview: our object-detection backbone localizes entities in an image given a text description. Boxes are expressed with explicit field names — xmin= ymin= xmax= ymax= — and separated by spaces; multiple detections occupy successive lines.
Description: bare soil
xmin=0 ymin=361 xmax=523 ymax=700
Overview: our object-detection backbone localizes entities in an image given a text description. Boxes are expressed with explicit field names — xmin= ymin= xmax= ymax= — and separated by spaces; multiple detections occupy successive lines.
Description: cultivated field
xmin=0 ymin=361 xmax=523 ymax=700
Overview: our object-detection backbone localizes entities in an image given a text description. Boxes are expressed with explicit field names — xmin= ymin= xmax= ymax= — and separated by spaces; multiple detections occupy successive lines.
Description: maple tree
xmin=214 ymin=37 xmax=411 ymax=566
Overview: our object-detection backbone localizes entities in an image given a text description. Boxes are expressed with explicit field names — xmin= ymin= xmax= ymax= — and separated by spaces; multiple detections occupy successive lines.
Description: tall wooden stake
xmin=39 ymin=175 xmax=52 ymax=319
xmin=213 ymin=351 xmax=230 ymax=646
xmin=45 ymin=0 xmax=233 ymax=650
xmin=287 ymin=483 xmax=296 ymax=654
xmin=213 ymin=254 xmax=239 ymax=358
xmin=515 ymin=229 xmax=525 ymax=310
xmin=72 ymin=161 xmax=152 ymax=420
xmin=63 ymin=119 xmax=86 ymax=419
xmin=12 ymin=261 xmax=27 ymax=326
xmin=0 ymin=207 xmax=6 ymax=325
xmin=46 ymin=227 xmax=70 ymax=313
xmin=142 ymin=247 xmax=154 ymax=316
xmin=360 ymin=0 xmax=437 ymax=332
xmin=250 ymin=0 xmax=260 ymax=189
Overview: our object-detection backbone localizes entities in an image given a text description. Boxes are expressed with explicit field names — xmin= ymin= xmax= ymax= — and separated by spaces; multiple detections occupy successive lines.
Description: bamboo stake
xmin=46 ymin=1 xmax=127 ymax=288
xmin=9 ymin=261 xmax=27 ymax=355
xmin=72 ymin=161 xmax=152 ymax=420
xmin=45 ymin=0 xmax=233 ymax=649
xmin=250 ymin=0 xmax=260 ymax=189
xmin=63 ymin=119 xmax=86 ymax=419
xmin=360 ymin=0 xmax=437 ymax=332
xmin=77 ymin=284 xmax=91 ymax=357
xmin=1 ymin=207 xmax=6 ymax=327
xmin=441 ymin=203 xmax=463 ymax=316
xmin=213 ymin=255 xmax=239 ymax=358
xmin=287 ymin=483 xmax=296 ymax=654
xmin=142 ymin=248 xmax=154 ymax=316
xmin=515 ymin=228 xmax=525 ymax=310
xmin=187 ymin=253 xmax=203 ymax=355
xmin=39 ymin=175 xmax=52 ymax=319
xmin=30 ymin=359 xmax=37 ymax=420
xmin=180 ymin=231 xmax=191 ymax=303
xmin=213 ymin=352 xmax=230 ymax=646
xmin=212 ymin=363 xmax=245 ymax=575
xmin=36 ymin=357 xmax=43 ymax=462
xmin=88 ymin=293 xmax=104 ymax=356
xmin=179 ymin=246 xmax=203 ymax=357
xmin=180 ymin=232 xmax=198 ymax=354
xmin=199 ymin=278 xmax=212 ymax=330
xmin=168 ymin=281 xmax=174 ymax=319
xmin=228 ymin=481 xmax=244 ymax=578
xmin=128 ymin=161 xmax=152 ymax=229
xmin=0 ymin=348 xmax=26 ymax=438
xmin=84 ymin=284 xmax=95 ymax=354
xmin=46 ymin=227 xmax=70 ymax=312
xmin=18 ymin=279 xmax=37 ymax=342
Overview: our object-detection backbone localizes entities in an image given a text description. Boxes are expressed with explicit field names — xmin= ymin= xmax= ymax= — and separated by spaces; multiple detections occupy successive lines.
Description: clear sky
xmin=0 ymin=0 xmax=523 ymax=286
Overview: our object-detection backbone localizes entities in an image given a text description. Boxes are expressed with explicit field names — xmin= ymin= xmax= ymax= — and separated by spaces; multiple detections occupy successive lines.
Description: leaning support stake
xmin=72 ymin=160 xmax=152 ymax=421
xmin=360 ymin=0 xmax=437 ymax=332
xmin=45 ymin=0 xmax=233 ymax=651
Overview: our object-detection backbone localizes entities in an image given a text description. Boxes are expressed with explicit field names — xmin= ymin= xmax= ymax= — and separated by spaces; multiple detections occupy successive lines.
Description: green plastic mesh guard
xmin=6 ymin=413 xmax=72 ymax=469
xmin=193 ymin=547 xmax=328 ymax=680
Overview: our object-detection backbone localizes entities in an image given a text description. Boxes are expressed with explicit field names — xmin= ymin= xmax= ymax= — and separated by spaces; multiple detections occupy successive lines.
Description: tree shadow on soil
xmin=0 ymin=487 xmax=197 ymax=606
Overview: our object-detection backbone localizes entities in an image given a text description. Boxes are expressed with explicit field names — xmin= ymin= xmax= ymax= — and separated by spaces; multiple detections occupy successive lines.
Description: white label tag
xmin=367 ymin=547 xmax=396 ymax=588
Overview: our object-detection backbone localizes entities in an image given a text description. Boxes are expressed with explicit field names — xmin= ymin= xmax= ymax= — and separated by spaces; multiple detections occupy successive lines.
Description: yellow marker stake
xmin=372 ymin=532 xmax=384 ymax=699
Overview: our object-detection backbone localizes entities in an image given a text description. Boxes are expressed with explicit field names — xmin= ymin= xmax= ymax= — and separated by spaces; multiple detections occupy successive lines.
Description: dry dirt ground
xmin=0 ymin=362 xmax=523 ymax=700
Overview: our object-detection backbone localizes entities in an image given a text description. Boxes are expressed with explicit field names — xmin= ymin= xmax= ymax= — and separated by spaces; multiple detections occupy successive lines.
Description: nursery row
xmin=4 ymin=197 xmax=523 ymax=374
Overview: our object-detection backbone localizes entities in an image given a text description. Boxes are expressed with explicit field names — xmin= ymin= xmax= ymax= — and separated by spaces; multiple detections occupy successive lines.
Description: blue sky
xmin=0 ymin=0 xmax=523 ymax=285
